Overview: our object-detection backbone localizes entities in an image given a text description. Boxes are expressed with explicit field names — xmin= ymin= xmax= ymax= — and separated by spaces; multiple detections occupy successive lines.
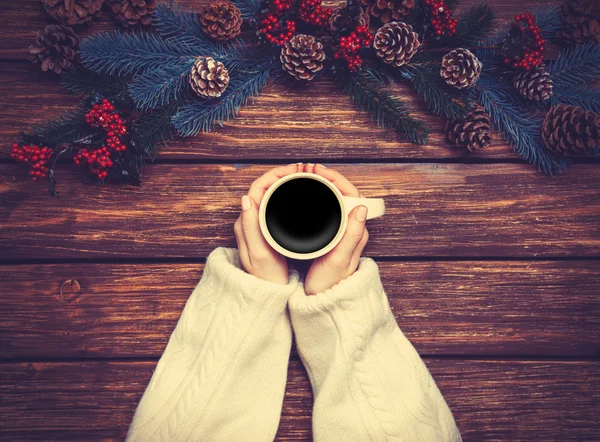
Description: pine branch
xmin=337 ymin=70 xmax=429 ymax=144
xmin=548 ymin=42 xmax=600 ymax=88
xmin=551 ymin=86 xmax=600 ymax=114
xmin=476 ymin=76 xmax=567 ymax=175
xmin=172 ymin=69 xmax=270 ymax=137
xmin=80 ymin=31 xmax=201 ymax=76
xmin=483 ymin=4 xmax=560 ymax=46
xmin=21 ymin=107 xmax=92 ymax=148
xmin=231 ymin=0 xmax=262 ymax=19
xmin=60 ymin=67 xmax=129 ymax=98
xmin=132 ymin=103 xmax=181 ymax=160
xmin=454 ymin=3 xmax=496 ymax=46
xmin=398 ymin=64 xmax=473 ymax=120
xmin=129 ymin=59 xmax=196 ymax=111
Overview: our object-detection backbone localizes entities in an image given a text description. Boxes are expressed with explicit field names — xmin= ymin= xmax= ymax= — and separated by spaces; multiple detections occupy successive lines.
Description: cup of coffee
xmin=258 ymin=172 xmax=385 ymax=260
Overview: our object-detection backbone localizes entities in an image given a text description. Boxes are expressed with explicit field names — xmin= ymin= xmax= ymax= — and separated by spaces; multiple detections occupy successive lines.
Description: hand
xmin=303 ymin=163 xmax=369 ymax=296
xmin=234 ymin=163 xmax=305 ymax=285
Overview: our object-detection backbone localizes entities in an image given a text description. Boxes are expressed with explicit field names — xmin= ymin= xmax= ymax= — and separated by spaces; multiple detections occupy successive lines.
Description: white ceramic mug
xmin=258 ymin=172 xmax=385 ymax=260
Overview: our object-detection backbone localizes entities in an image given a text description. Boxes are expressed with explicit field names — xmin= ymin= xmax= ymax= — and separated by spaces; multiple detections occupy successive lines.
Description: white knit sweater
xmin=126 ymin=247 xmax=461 ymax=441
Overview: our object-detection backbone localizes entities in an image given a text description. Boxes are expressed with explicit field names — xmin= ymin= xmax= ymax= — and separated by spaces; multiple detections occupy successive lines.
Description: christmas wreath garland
xmin=12 ymin=0 xmax=600 ymax=196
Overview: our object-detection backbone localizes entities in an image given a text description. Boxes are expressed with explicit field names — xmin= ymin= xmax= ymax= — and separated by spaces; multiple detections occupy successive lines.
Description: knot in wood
xmin=60 ymin=279 xmax=81 ymax=303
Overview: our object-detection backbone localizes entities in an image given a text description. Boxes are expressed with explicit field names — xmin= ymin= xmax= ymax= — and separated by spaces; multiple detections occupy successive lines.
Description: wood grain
xmin=2 ymin=163 xmax=600 ymax=259
xmin=0 ymin=359 xmax=597 ymax=441
xmin=0 ymin=261 xmax=598 ymax=359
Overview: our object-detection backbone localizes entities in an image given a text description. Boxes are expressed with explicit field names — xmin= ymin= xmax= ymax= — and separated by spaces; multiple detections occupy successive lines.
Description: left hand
xmin=234 ymin=163 xmax=305 ymax=285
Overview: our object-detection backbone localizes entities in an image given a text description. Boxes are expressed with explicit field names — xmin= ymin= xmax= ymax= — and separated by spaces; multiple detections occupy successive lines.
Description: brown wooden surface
xmin=1 ymin=261 xmax=599 ymax=359
xmin=1 ymin=0 xmax=598 ymax=440
xmin=0 ymin=359 xmax=598 ymax=441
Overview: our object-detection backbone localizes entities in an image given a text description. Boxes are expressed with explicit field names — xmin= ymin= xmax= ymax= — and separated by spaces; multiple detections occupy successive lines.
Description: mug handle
xmin=340 ymin=196 xmax=385 ymax=220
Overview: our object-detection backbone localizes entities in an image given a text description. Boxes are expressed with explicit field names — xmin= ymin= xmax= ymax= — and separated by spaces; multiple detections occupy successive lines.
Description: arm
xmin=126 ymin=246 xmax=302 ymax=442
xmin=289 ymin=257 xmax=462 ymax=442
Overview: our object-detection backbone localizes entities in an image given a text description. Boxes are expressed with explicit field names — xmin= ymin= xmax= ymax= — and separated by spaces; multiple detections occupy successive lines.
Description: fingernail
xmin=356 ymin=206 xmax=367 ymax=222
xmin=307 ymin=163 xmax=314 ymax=170
xmin=241 ymin=195 xmax=251 ymax=211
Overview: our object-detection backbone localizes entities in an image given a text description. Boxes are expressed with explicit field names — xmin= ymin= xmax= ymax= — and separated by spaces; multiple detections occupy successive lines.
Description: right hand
xmin=234 ymin=163 xmax=305 ymax=285
xmin=303 ymin=164 xmax=370 ymax=296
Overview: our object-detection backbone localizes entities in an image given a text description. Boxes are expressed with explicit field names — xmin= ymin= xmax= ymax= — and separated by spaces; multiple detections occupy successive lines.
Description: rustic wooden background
xmin=1 ymin=0 xmax=599 ymax=440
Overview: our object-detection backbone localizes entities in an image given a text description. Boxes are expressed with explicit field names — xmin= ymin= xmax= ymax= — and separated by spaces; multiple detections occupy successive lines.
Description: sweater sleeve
xmin=126 ymin=246 xmax=302 ymax=442
xmin=288 ymin=257 xmax=461 ymax=442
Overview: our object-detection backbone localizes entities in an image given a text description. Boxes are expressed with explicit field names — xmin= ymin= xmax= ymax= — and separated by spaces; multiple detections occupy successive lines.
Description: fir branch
xmin=132 ymin=103 xmax=180 ymax=160
xmin=547 ymin=42 xmax=600 ymax=88
xmin=21 ymin=107 xmax=91 ymax=148
xmin=551 ymin=86 xmax=600 ymax=114
xmin=483 ymin=5 xmax=560 ymax=46
xmin=129 ymin=59 xmax=196 ymax=111
xmin=172 ymin=69 xmax=270 ymax=137
xmin=454 ymin=3 xmax=496 ymax=46
xmin=399 ymin=64 xmax=472 ymax=120
xmin=80 ymin=31 xmax=201 ymax=76
xmin=60 ymin=67 xmax=129 ymax=98
xmin=338 ymin=70 xmax=429 ymax=144
xmin=231 ymin=0 xmax=262 ymax=19
xmin=154 ymin=1 xmax=207 ymax=46
xmin=476 ymin=76 xmax=567 ymax=175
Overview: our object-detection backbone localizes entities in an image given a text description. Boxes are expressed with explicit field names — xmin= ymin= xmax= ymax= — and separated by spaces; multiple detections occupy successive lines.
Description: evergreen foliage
xmin=133 ymin=103 xmax=181 ymax=160
xmin=21 ymin=108 xmax=91 ymax=148
xmin=231 ymin=0 xmax=262 ymax=19
xmin=337 ymin=70 xmax=429 ymax=145
xmin=454 ymin=3 xmax=496 ymax=46
xmin=548 ymin=42 xmax=600 ymax=88
xmin=60 ymin=67 xmax=129 ymax=98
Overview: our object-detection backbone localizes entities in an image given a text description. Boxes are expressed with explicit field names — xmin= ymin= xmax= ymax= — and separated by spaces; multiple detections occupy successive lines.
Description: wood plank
xmin=2 ymin=163 xmax=600 ymax=259
xmin=0 ymin=0 xmax=561 ymax=59
xmin=0 ymin=261 xmax=598 ymax=359
xmin=0 ymin=62 xmax=518 ymax=160
xmin=0 ymin=359 xmax=597 ymax=441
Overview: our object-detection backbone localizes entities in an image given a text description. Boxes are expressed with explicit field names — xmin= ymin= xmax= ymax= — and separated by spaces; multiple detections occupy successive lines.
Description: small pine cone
xmin=329 ymin=7 xmax=370 ymax=33
xmin=106 ymin=0 xmax=157 ymax=27
xmin=29 ymin=24 xmax=80 ymax=74
xmin=513 ymin=66 xmax=553 ymax=101
xmin=440 ymin=48 xmax=482 ymax=89
xmin=542 ymin=104 xmax=600 ymax=155
xmin=560 ymin=0 xmax=600 ymax=44
xmin=190 ymin=57 xmax=230 ymax=99
xmin=446 ymin=105 xmax=492 ymax=151
xmin=200 ymin=0 xmax=243 ymax=41
xmin=373 ymin=21 xmax=420 ymax=67
xmin=361 ymin=0 xmax=414 ymax=23
xmin=280 ymin=34 xmax=326 ymax=81
xmin=41 ymin=0 xmax=104 ymax=26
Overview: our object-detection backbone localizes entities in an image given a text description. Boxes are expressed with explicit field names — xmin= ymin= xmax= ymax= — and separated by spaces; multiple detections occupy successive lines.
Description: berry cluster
xmin=333 ymin=25 xmax=374 ymax=71
xmin=74 ymin=146 xmax=114 ymax=179
xmin=298 ymin=0 xmax=333 ymax=28
xmin=259 ymin=0 xmax=296 ymax=46
xmin=424 ymin=0 xmax=457 ymax=36
xmin=503 ymin=12 xmax=545 ymax=70
xmin=10 ymin=143 xmax=52 ymax=181
xmin=75 ymin=99 xmax=127 ymax=179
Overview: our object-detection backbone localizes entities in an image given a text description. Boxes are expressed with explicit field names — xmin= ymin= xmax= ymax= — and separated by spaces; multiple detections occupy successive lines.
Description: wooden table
xmin=1 ymin=0 xmax=599 ymax=440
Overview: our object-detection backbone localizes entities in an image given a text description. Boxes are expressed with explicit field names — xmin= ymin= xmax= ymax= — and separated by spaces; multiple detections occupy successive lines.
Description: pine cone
xmin=190 ymin=57 xmax=230 ymax=99
xmin=41 ymin=0 xmax=104 ymax=26
xmin=29 ymin=25 xmax=80 ymax=74
xmin=446 ymin=105 xmax=492 ymax=151
xmin=373 ymin=21 xmax=420 ymax=67
xmin=440 ymin=48 xmax=482 ymax=89
xmin=329 ymin=6 xmax=370 ymax=33
xmin=106 ymin=0 xmax=157 ymax=27
xmin=513 ymin=66 xmax=553 ymax=101
xmin=200 ymin=0 xmax=243 ymax=41
xmin=560 ymin=0 xmax=600 ymax=44
xmin=542 ymin=104 xmax=600 ymax=155
xmin=361 ymin=0 xmax=414 ymax=23
xmin=280 ymin=34 xmax=326 ymax=81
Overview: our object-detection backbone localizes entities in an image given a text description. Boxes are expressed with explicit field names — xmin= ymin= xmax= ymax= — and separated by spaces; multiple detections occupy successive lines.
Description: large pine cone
xmin=361 ymin=0 xmax=414 ymax=24
xmin=542 ymin=104 xmax=600 ymax=155
xmin=190 ymin=57 xmax=230 ymax=99
xmin=440 ymin=48 xmax=482 ymax=89
xmin=280 ymin=34 xmax=326 ymax=81
xmin=200 ymin=0 xmax=243 ymax=42
xmin=513 ymin=66 xmax=553 ymax=101
xmin=42 ymin=0 xmax=104 ymax=26
xmin=560 ymin=0 xmax=600 ymax=44
xmin=107 ymin=0 xmax=157 ymax=27
xmin=373 ymin=21 xmax=420 ymax=67
xmin=446 ymin=105 xmax=492 ymax=151
xmin=29 ymin=24 xmax=80 ymax=74
xmin=329 ymin=6 xmax=370 ymax=33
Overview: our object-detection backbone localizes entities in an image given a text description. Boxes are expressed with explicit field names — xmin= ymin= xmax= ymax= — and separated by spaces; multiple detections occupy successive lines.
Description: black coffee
xmin=265 ymin=178 xmax=342 ymax=254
